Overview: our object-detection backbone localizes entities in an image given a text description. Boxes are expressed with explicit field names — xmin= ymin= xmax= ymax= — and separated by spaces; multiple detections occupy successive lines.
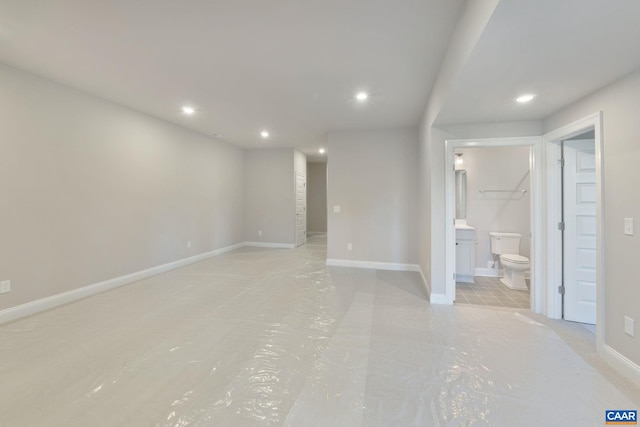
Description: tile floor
xmin=456 ymin=276 xmax=530 ymax=308
xmin=0 ymin=234 xmax=638 ymax=426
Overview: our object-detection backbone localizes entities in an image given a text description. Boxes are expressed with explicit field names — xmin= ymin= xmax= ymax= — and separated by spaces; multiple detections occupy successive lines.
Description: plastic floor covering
xmin=0 ymin=235 xmax=638 ymax=426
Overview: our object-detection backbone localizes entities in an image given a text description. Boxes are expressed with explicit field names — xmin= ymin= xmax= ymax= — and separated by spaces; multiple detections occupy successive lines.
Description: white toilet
xmin=489 ymin=232 xmax=530 ymax=291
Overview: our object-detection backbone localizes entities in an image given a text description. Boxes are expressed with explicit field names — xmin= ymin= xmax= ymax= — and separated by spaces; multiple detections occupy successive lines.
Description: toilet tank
xmin=489 ymin=232 xmax=521 ymax=255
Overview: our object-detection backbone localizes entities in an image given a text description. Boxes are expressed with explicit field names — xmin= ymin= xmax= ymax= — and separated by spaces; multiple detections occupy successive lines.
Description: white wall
xmin=243 ymin=149 xmax=296 ymax=245
xmin=0 ymin=63 xmax=244 ymax=311
xmin=307 ymin=162 xmax=327 ymax=233
xmin=458 ymin=146 xmax=531 ymax=269
xmin=544 ymin=68 xmax=640 ymax=368
xmin=327 ymin=128 xmax=419 ymax=265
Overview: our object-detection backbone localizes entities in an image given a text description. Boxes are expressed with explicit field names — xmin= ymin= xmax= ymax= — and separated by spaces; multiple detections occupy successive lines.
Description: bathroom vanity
xmin=455 ymin=168 xmax=476 ymax=283
xmin=455 ymin=224 xmax=476 ymax=283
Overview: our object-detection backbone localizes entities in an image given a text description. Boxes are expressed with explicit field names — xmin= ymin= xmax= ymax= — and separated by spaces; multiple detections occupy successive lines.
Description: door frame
xmin=294 ymin=171 xmax=307 ymax=247
xmin=543 ymin=112 xmax=604 ymax=354
xmin=444 ymin=136 xmax=543 ymax=309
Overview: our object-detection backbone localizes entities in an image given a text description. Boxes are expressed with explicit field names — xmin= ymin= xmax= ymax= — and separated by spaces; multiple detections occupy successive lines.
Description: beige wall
xmin=327 ymin=128 xmax=419 ymax=264
xmin=458 ymin=146 xmax=531 ymax=268
xmin=243 ymin=149 xmax=295 ymax=244
xmin=544 ymin=68 xmax=640 ymax=367
xmin=0 ymin=63 xmax=244 ymax=311
xmin=418 ymin=0 xmax=501 ymax=298
xmin=418 ymin=122 xmax=432 ymax=295
xmin=307 ymin=163 xmax=327 ymax=233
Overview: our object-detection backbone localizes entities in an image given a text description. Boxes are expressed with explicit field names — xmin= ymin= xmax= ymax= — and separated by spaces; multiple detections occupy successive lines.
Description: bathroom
xmin=454 ymin=145 xmax=531 ymax=308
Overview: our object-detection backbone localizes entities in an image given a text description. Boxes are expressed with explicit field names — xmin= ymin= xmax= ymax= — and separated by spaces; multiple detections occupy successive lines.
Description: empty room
xmin=1 ymin=0 xmax=639 ymax=425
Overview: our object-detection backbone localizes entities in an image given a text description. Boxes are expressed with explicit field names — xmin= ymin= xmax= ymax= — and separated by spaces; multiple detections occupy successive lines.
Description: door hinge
xmin=558 ymin=285 xmax=565 ymax=295
xmin=558 ymin=222 xmax=565 ymax=231
xmin=558 ymin=158 xmax=565 ymax=168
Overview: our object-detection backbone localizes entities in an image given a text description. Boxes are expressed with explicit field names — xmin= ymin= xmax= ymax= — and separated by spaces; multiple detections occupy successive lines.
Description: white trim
xmin=474 ymin=267 xmax=503 ymax=278
xmin=0 ymin=242 xmax=245 ymax=325
xmin=474 ymin=267 xmax=530 ymax=279
xmin=445 ymin=137 xmax=542 ymax=310
xmin=542 ymin=112 xmax=604 ymax=355
xmin=543 ymin=135 xmax=563 ymax=319
xmin=326 ymin=258 xmax=419 ymax=272
xmin=245 ymin=242 xmax=296 ymax=249
xmin=307 ymin=231 xmax=327 ymax=236
xmin=294 ymin=170 xmax=307 ymax=248
xmin=603 ymin=345 xmax=640 ymax=388
xmin=430 ymin=293 xmax=448 ymax=305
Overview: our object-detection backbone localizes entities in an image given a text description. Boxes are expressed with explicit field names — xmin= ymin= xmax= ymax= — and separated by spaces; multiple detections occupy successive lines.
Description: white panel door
xmin=563 ymin=139 xmax=596 ymax=324
xmin=295 ymin=172 xmax=306 ymax=247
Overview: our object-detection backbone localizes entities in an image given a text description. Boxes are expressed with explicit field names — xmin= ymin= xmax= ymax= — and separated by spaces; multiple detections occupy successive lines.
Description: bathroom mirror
xmin=455 ymin=170 xmax=467 ymax=220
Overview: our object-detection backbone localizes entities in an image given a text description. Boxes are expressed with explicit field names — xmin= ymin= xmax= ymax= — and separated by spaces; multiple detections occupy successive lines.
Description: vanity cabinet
xmin=455 ymin=227 xmax=476 ymax=283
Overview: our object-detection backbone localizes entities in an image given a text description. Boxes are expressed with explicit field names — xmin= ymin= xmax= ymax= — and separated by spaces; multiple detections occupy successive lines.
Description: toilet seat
xmin=501 ymin=254 xmax=529 ymax=264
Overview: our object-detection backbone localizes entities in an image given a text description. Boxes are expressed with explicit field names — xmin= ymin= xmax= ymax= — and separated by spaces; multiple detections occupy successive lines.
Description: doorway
xmin=561 ymin=134 xmax=597 ymax=324
xmin=445 ymin=137 xmax=543 ymax=309
xmin=544 ymin=112 xmax=604 ymax=344
xmin=306 ymin=162 xmax=328 ymax=237
xmin=452 ymin=145 xmax=532 ymax=309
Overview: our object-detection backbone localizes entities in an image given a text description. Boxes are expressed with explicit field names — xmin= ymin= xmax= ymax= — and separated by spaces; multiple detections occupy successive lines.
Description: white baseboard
xmin=603 ymin=344 xmax=640 ymax=388
xmin=307 ymin=231 xmax=326 ymax=236
xmin=456 ymin=274 xmax=474 ymax=283
xmin=244 ymin=242 xmax=296 ymax=249
xmin=430 ymin=293 xmax=448 ymax=305
xmin=474 ymin=268 xmax=531 ymax=280
xmin=0 ymin=242 xmax=245 ymax=325
xmin=326 ymin=258 xmax=419 ymax=272
xmin=475 ymin=267 xmax=503 ymax=277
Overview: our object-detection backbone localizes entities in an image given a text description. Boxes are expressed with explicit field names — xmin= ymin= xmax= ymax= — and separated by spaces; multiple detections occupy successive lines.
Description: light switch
xmin=624 ymin=218 xmax=634 ymax=236
xmin=333 ymin=205 xmax=341 ymax=213
xmin=625 ymin=316 xmax=635 ymax=337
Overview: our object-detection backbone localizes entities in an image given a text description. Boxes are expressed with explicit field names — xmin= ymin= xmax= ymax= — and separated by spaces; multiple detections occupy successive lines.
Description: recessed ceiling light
xmin=516 ymin=94 xmax=536 ymax=103
xmin=319 ymin=148 xmax=326 ymax=154
xmin=260 ymin=130 xmax=270 ymax=139
xmin=181 ymin=106 xmax=195 ymax=115
xmin=355 ymin=92 xmax=369 ymax=102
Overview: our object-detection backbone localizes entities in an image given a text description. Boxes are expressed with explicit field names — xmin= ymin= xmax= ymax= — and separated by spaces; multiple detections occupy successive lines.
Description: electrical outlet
xmin=624 ymin=218 xmax=634 ymax=236
xmin=187 ymin=240 xmax=192 ymax=248
xmin=625 ymin=316 xmax=635 ymax=337
xmin=347 ymin=243 xmax=353 ymax=251
xmin=258 ymin=230 xmax=262 ymax=236
xmin=333 ymin=205 xmax=341 ymax=213
xmin=0 ymin=280 xmax=10 ymax=294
